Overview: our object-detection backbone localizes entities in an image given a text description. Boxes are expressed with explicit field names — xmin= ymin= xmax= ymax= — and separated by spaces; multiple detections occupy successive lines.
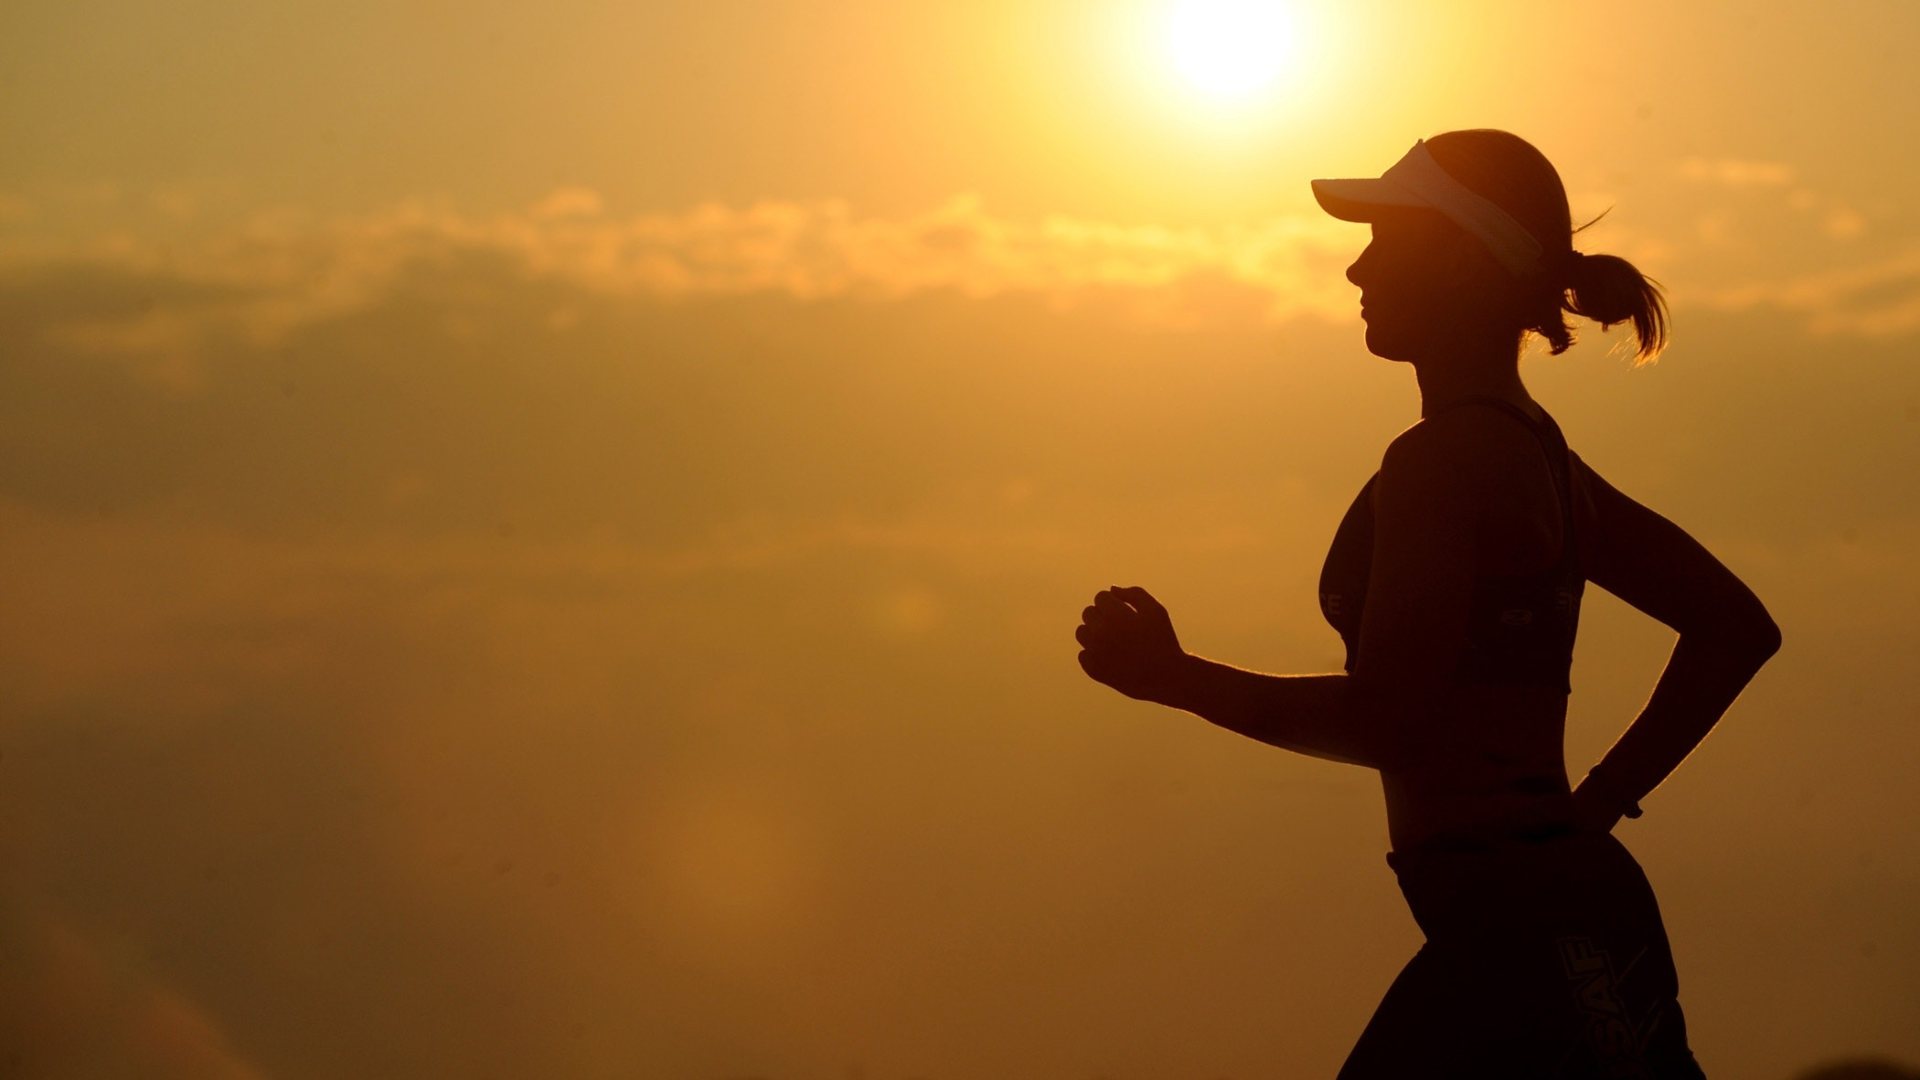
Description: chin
xmin=1362 ymin=325 xmax=1418 ymax=363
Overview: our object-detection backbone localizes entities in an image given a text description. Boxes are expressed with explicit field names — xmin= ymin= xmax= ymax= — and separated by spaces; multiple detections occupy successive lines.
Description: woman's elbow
xmin=1743 ymin=589 xmax=1783 ymax=660
xmin=1715 ymin=605 xmax=1782 ymax=663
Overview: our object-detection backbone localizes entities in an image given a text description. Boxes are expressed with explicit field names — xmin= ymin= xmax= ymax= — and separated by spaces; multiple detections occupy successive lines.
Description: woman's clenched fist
xmin=1075 ymin=585 xmax=1191 ymax=707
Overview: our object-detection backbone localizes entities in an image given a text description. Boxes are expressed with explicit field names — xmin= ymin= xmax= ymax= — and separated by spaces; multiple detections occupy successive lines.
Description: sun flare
xmin=1163 ymin=0 xmax=1296 ymax=102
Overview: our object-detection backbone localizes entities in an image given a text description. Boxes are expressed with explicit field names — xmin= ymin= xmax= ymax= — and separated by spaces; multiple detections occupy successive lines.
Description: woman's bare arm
xmin=1570 ymin=453 xmax=1783 ymax=818
xmin=1162 ymin=660 xmax=1377 ymax=767
xmin=1076 ymin=586 xmax=1379 ymax=766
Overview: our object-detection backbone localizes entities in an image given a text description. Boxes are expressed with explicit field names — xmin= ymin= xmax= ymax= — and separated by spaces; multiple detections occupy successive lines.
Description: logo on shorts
xmin=1557 ymin=935 xmax=1652 ymax=1079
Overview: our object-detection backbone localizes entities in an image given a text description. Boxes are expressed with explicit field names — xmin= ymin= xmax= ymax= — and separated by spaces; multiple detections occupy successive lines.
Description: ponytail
xmin=1562 ymin=250 xmax=1669 ymax=366
xmin=1522 ymin=249 xmax=1669 ymax=366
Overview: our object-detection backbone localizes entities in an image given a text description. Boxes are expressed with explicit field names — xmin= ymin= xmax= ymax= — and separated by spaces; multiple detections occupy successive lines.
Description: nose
xmin=1346 ymin=241 xmax=1373 ymax=289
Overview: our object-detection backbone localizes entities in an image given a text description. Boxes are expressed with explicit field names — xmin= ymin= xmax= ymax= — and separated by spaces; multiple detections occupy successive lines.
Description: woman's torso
xmin=1317 ymin=395 xmax=1592 ymax=853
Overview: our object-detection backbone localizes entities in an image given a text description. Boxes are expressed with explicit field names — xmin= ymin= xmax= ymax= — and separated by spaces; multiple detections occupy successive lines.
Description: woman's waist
xmin=1390 ymin=814 xmax=1581 ymax=859
xmin=1383 ymin=776 xmax=1578 ymax=855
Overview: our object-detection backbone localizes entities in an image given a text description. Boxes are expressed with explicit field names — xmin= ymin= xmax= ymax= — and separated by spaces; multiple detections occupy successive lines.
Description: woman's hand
xmin=1569 ymin=783 xmax=1626 ymax=836
xmin=1075 ymin=585 xmax=1190 ymax=707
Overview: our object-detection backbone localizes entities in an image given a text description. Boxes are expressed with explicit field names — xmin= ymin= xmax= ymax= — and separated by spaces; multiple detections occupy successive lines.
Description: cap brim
xmin=1310 ymin=178 xmax=1428 ymax=222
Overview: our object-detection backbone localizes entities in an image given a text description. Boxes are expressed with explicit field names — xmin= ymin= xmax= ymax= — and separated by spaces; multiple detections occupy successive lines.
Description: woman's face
xmin=1345 ymin=208 xmax=1510 ymax=362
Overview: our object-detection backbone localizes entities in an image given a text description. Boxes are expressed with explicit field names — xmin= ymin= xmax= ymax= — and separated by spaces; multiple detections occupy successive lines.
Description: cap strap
xmin=1380 ymin=140 xmax=1546 ymax=279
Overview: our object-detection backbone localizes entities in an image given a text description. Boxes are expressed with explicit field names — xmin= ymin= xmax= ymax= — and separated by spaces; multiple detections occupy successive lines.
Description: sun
xmin=1163 ymin=1 xmax=1296 ymax=102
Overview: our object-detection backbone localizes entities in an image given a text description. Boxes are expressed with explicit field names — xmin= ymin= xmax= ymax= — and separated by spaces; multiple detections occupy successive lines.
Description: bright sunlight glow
xmin=1164 ymin=1 xmax=1296 ymax=102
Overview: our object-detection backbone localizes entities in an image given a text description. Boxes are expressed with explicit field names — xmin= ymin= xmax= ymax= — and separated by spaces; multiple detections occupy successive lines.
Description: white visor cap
xmin=1312 ymin=139 xmax=1546 ymax=279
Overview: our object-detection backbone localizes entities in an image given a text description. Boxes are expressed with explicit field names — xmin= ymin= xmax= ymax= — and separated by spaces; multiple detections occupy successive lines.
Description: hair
xmin=1423 ymin=129 xmax=1669 ymax=366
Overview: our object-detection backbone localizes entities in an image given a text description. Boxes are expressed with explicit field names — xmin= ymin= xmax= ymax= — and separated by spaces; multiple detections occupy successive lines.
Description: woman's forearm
xmin=1577 ymin=628 xmax=1781 ymax=815
xmin=1161 ymin=654 xmax=1379 ymax=768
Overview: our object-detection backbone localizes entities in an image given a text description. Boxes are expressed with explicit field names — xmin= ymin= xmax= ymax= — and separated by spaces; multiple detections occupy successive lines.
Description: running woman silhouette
xmin=1074 ymin=129 xmax=1781 ymax=1078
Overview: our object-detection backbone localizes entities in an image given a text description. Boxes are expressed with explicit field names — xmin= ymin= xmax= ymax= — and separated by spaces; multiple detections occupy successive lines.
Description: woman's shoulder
xmin=1384 ymin=404 xmax=1541 ymax=489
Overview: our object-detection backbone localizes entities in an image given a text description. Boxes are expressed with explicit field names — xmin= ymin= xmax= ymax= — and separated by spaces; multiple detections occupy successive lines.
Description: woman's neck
xmin=1411 ymin=339 xmax=1530 ymax=420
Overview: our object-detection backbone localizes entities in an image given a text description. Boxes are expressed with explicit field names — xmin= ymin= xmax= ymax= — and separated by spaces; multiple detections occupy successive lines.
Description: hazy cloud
xmin=7 ymin=163 xmax=1915 ymax=368
xmin=1678 ymin=157 xmax=1797 ymax=187
xmin=1697 ymin=244 xmax=1920 ymax=336
xmin=0 ymin=191 xmax=1365 ymax=368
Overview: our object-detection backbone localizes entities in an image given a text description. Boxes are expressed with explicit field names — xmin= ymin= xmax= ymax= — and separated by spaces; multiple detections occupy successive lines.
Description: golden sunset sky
xmin=3 ymin=2 xmax=1917 ymax=1077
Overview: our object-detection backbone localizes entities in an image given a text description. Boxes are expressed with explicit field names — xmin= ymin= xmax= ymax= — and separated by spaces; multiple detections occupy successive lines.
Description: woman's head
xmin=1324 ymin=129 xmax=1668 ymax=366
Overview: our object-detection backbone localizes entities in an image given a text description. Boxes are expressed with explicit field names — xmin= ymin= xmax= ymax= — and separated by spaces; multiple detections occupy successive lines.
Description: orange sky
xmin=2 ymin=2 xmax=1918 ymax=1078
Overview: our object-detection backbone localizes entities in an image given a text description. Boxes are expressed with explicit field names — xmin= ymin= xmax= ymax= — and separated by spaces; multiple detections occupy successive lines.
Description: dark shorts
xmin=1337 ymin=827 xmax=1708 ymax=1079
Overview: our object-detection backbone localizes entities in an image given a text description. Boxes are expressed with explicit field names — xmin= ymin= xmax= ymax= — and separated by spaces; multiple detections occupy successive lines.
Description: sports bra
xmin=1317 ymin=396 xmax=1586 ymax=694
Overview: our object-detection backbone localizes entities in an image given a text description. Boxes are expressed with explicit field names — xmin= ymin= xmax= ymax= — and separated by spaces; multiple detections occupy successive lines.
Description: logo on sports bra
xmin=1499 ymin=608 xmax=1534 ymax=626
